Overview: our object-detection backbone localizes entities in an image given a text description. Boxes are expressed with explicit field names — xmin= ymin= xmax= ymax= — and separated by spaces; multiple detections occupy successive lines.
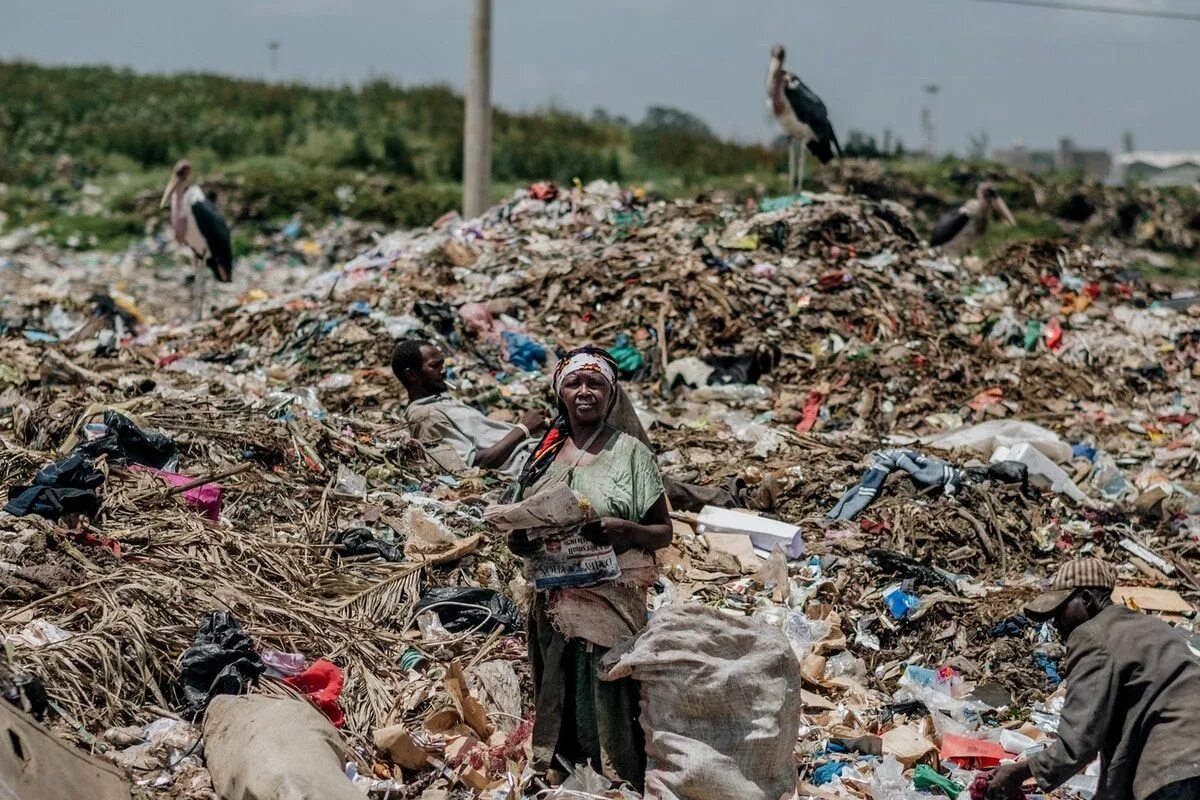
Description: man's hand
xmin=519 ymin=410 xmax=548 ymax=436
xmin=985 ymin=762 xmax=1034 ymax=800
xmin=507 ymin=530 xmax=540 ymax=558
xmin=580 ymin=517 xmax=624 ymax=546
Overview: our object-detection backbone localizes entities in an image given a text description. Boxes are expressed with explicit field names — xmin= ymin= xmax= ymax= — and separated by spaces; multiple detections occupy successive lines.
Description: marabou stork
xmin=930 ymin=183 xmax=1016 ymax=254
xmin=767 ymin=45 xmax=842 ymax=194
xmin=160 ymin=160 xmax=232 ymax=320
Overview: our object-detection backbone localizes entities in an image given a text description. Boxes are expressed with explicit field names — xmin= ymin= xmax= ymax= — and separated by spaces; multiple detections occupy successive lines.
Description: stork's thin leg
xmin=191 ymin=256 xmax=208 ymax=321
xmin=796 ymin=138 xmax=808 ymax=195
xmin=787 ymin=139 xmax=797 ymax=193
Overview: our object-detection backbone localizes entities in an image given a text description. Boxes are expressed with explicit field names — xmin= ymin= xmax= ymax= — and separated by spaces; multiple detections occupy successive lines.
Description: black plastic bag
xmin=74 ymin=410 xmax=177 ymax=470
xmin=4 ymin=454 xmax=104 ymax=520
xmin=414 ymin=587 xmax=522 ymax=634
xmin=867 ymin=548 xmax=960 ymax=593
xmin=335 ymin=526 xmax=404 ymax=563
xmin=178 ymin=611 xmax=264 ymax=719
xmin=965 ymin=460 xmax=1030 ymax=491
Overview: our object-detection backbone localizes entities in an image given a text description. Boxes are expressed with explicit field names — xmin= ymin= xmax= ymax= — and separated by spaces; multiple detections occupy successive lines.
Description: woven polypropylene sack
xmin=601 ymin=603 xmax=801 ymax=800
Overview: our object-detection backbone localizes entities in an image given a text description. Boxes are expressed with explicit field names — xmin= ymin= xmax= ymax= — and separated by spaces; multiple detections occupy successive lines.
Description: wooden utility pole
xmin=463 ymin=0 xmax=492 ymax=218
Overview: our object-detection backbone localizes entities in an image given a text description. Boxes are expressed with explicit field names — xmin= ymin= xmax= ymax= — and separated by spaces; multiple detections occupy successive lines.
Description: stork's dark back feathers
xmin=191 ymin=198 xmax=233 ymax=282
xmin=784 ymin=73 xmax=841 ymax=165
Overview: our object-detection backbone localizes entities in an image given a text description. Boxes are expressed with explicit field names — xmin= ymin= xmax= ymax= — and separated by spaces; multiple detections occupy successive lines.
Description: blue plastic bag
xmin=501 ymin=331 xmax=548 ymax=371
xmin=883 ymin=584 xmax=922 ymax=620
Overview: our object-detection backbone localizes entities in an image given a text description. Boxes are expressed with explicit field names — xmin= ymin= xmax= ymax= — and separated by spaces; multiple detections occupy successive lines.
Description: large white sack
xmin=602 ymin=603 xmax=800 ymax=800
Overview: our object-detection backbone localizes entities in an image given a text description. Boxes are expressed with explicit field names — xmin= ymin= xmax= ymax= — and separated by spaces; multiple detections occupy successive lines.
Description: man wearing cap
xmin=986 ymin=558 xmax=1200 ymax=800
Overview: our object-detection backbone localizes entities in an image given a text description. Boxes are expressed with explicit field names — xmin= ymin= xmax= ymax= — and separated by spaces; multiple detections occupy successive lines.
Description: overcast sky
xmin=3 ymin=0 xmax=1196 ymax=154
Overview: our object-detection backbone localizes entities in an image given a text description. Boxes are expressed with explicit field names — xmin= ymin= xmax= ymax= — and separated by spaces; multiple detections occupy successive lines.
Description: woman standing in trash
xmin=507 ymin=346 xmax=672 ymax=790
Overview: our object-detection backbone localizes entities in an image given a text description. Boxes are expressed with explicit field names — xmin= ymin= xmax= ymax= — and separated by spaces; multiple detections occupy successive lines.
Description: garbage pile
xmin=0 ymin=180 xmax=1197 ymax=799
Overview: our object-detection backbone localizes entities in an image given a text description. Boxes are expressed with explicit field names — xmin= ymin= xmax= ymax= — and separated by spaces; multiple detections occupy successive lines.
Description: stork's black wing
xmin=191 ymin=199 xmax=233 ymax=282
xmin=784 ymin=73 xmax=841 ymax=164
xmin=930 ymin=209 xmax=970 ymax=247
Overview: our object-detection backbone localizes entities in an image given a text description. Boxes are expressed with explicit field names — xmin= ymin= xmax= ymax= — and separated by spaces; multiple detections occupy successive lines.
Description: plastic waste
xmin=812 ymin=761 xmax=847 ymax=785
xmin=689 ymin=384 xmax=773 ymax=402
xmin=500 ymin=330 xmax=548 ymax=371
xmin=867 ymin=755 xmax=924 ymax=800
xmin=4 ymin=619 xmax=73 ymax=648
xmin=3 ymin=453 xmax=104 ymax=520
xmin=1091 ymin=450 xmax=1132 ymax=500
xmin=991 ymin=442 xmax=1088 ymax=503
xmin=922 ymin=419 xmax=1074 ymax=464
xmin=334 ymin=526 xmax=403 ymax=562
xmin=333 ymin=465 xmax=367 ymax=500
xmin=912 ymin=763 xmax=962 ymax=798
xmin=74 ymin=410 xmax=178 ymax=470
xmin=825 ymin=651 xmax=865 ymax=679
xmin=999 ymin=729 xmax=1037 ymax=755
xmin=609 ymin=331 xmax=644 ymax=375
xmin=261 ymin=651 xmax=308 ymax=678
xmin=782 ymin=612 xmax=832 ymax=658
xmin=178 ymin=611 xmax=264 ymax=719
xmin=282 ymin=659 xmax=345 ymax=728
xmin=883 ymin=584 xmax=921 ymax=620
xmin=413 ymin=587 xmax=522 ymax=634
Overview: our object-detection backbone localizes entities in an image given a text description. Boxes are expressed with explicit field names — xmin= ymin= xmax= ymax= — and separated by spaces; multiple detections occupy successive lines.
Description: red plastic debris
xmin=1044 ymin=317 xmax=1063 ymax=350
xmin=968 ymin=387 xmax=1004 ymax=412
xmin=283 ymin=659 xmax=345 ymax=728
xmin=941 ymin=733 xmax=1009 ymax=769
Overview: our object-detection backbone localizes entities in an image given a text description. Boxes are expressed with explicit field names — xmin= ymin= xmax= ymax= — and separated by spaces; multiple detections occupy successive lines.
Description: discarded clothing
xmin=987 ymin=614 xmax=1032 ymax=638
xmin=75 ymin=410 xmax=178 ymax=470
xmin=334 ymin=526 xmax=404 ymax=562
xmin=178 ymin=611 xmax=264 ymax=719
xmin=4 ymin=453 xmax=104 ymax=520
xmin=829 ymin=449 xmax=962 ymax=521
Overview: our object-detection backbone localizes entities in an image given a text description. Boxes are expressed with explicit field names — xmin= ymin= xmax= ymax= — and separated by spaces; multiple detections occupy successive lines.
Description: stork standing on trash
xmin=767 ymin=44 xmax=842 ymax=194
xmin=930 ymin=182 xmax=1016 ymax=254
xmin=160 ymin=160 xmax=233 ymax=320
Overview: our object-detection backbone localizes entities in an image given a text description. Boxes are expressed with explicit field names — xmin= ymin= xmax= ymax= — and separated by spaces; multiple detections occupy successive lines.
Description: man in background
xmin=985 ymin=557 xmax=1200 ymax=800
xmin=392 ymin=339 xmax=547 ymax=478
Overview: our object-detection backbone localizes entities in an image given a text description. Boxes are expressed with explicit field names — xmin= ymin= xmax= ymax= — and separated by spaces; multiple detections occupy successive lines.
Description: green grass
xmin=972 ymin=211 xmax=1065 ymax=258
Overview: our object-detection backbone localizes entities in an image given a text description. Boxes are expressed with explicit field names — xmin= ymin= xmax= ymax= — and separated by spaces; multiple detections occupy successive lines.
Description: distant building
xmin=1112 ymin=152 xmax=1200 ymax=187
xmin=993 ymin=138 xmax=1112 ymax=181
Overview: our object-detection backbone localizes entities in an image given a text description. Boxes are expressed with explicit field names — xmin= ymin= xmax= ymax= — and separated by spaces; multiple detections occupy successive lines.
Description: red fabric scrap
xmin=795 ymin=391 xmax=824 ymax=432
xmin=283 ymin=659 xmax=345 ymax=728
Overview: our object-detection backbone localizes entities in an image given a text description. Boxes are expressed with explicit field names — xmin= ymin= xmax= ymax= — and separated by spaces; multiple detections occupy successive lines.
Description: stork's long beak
xmin=160 ymin=175 xmax=180 ymax=209
xmin=995 ymin=196 xmax=1016 ymax=226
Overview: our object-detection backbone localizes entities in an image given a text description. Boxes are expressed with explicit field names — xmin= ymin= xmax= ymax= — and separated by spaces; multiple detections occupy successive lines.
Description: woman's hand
xmin=507 ymin=530 xmax=540 ymax=557
xmin=580 ymin=517 xmax=625 ymax=546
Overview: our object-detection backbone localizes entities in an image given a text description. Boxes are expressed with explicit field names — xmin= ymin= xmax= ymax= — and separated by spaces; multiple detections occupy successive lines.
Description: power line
xmin=970 ymin=0 xmax=1200 ymax=22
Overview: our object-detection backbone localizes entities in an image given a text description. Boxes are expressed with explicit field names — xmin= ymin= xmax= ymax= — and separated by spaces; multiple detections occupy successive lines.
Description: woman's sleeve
xmin=628 ymin=438 xmax=666 ymax=521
